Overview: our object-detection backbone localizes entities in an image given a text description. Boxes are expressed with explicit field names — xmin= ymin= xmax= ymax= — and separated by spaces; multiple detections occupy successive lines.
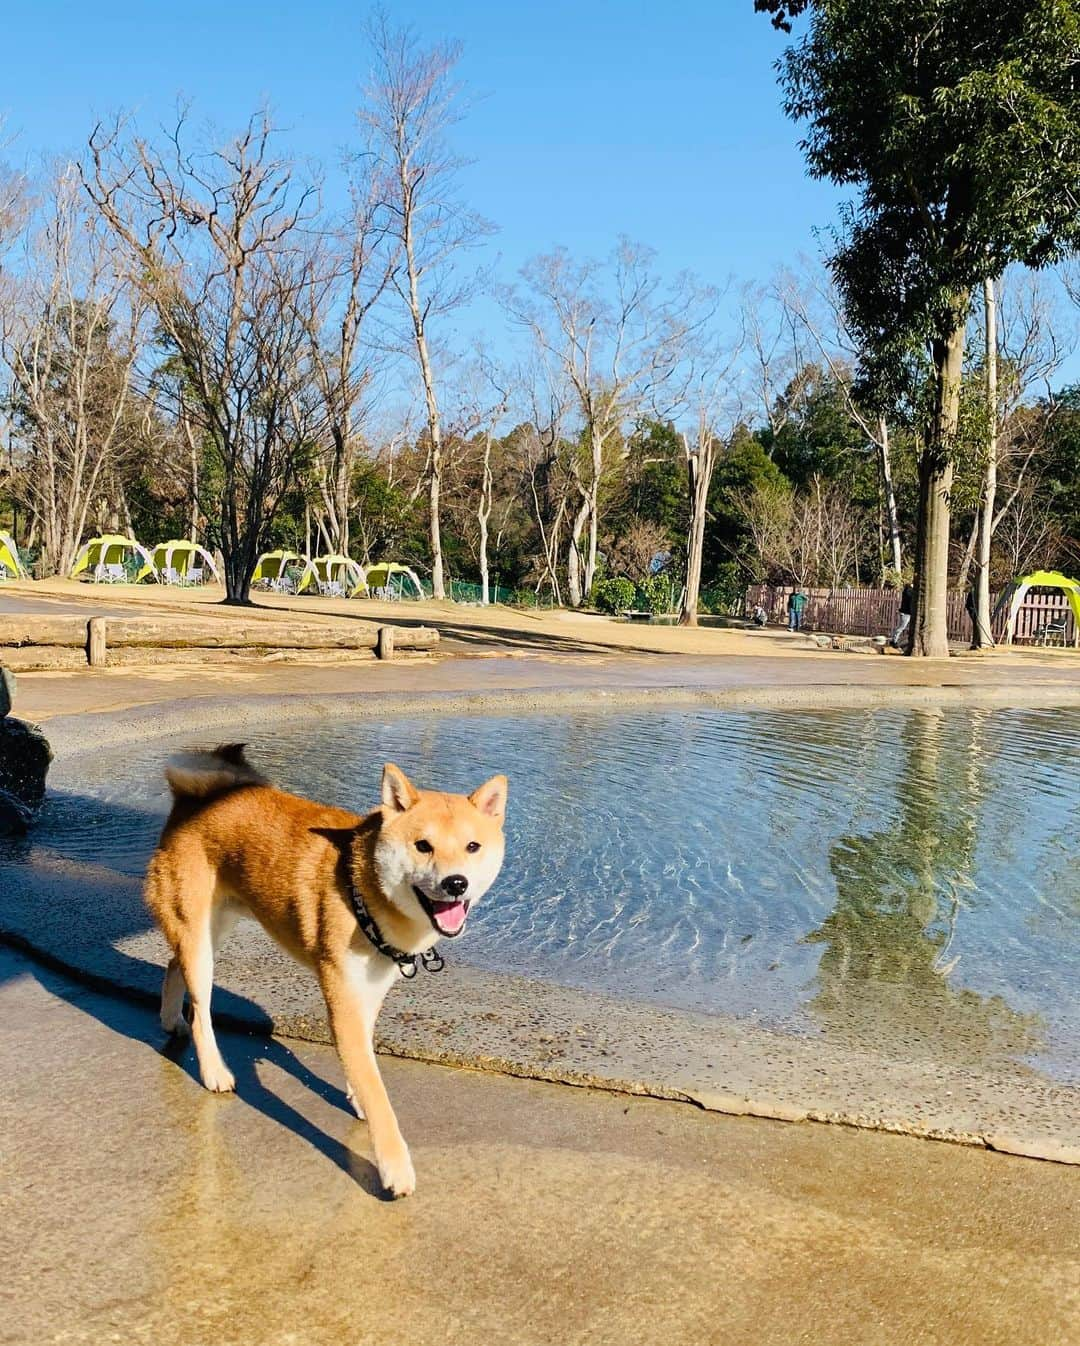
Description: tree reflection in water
xmin=805 ymin=708 xmax=1043 ymax=1064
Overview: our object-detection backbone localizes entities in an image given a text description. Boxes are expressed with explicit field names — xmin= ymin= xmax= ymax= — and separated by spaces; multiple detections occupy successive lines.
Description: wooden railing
xmin=745 ymin=584 xmax=1076 ymax=645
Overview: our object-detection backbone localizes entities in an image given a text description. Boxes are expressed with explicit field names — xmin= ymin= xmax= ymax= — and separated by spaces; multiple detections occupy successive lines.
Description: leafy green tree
xmin=703 ymin=425 xmax=790 ymax=581
xmin=760 ymin=0 xmax=1080 ymax=654
xmin=1040 ymin=386 xmax=1080 ymax=558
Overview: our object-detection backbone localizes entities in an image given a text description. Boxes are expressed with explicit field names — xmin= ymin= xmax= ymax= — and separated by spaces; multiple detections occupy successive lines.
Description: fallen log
xmin=0 ymin=616 xmax=439 ymax=656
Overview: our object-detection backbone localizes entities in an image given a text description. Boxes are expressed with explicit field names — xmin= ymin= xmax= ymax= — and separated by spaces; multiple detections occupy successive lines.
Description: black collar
xmin=346 ymin=873 xmax=444 ymax=979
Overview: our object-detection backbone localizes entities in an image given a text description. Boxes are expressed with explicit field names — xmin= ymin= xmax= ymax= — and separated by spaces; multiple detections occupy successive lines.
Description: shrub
xmin=634 ymin=573 xmax=673 ymax=614
xmin=591 ymin=576 xmax=636 ymax=613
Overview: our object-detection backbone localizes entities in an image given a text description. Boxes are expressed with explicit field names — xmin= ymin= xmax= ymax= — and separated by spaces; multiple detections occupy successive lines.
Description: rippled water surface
xmin=19 ymin=706 xmax=1080 ymax=1080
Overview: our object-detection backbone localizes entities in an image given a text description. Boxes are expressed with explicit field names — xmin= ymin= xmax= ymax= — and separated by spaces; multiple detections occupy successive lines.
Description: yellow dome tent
xmin=1000 ymin=570 xmax=1080 ymax=646
xmin=0 ymin=531 xmax=25 ymax=579
xmin=364 ymin=562 xmax=425 ymax=599
xmin=70 ymin=534 xmax=154 ymax=583
xmin=251 ymin=549 xmax=304 ymax=593
xmin=152 ymin=540 xmax=221 ymax=585
xmin=297 ymin=554 xmax=367 ymax=597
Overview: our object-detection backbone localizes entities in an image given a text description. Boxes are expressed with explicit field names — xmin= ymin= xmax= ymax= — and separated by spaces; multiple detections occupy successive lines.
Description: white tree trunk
xmin=878 ymin=416 xmax=902 ymax=577
xmin=973 ymin=276 xmax=997 ymax=649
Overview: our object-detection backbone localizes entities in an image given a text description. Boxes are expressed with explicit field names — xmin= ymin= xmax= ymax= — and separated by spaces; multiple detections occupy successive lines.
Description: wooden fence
xmin=746 ymin=584 xmax=1077 ymax=645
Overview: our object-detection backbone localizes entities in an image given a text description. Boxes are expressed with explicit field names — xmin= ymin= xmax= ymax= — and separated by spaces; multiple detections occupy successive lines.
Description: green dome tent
xmin=152 ymin=540 xmax=220 ymax=585
xmin=297 ymin=554 xmax=367 ymax=597
xmin=70 ymin=534 xmax=154 ymax=583
xmin=998 ymin=569 xmax=1080 ymax=646
xmin=364 ymin=562 xmax=425 ymax=600
xmin=0 ymin=531 xmax=25 ymax=579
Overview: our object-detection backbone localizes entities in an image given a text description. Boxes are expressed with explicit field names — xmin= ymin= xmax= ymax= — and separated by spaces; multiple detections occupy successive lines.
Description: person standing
xmin=890 ymin=583 xmax=914 ymax=649
xmin=787 ymin=587 xmax=807 ymax=632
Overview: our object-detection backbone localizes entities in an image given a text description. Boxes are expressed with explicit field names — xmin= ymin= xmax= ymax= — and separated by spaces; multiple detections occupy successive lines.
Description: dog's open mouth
xmin=413 ymin=886 xmax=472 ymax=937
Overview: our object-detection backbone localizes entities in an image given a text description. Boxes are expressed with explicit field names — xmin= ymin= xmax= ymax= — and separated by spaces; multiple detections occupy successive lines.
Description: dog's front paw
xmin=201 ymin=1062 xmax=236 ymax=1094
xmin=376 ymin=1145 xmax=416 ymax=1199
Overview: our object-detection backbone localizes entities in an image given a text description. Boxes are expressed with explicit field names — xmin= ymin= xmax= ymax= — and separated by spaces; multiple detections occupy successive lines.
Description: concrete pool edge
xmin=33 ymin=677 xmax=1080 ymax=755
xmin=3 ymin=911 xmax=1078 ymax=1167
xmin=9 ymin=681 xmax=1080 ymax=1165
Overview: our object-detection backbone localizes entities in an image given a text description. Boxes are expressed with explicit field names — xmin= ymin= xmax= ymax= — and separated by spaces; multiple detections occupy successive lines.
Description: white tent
xmin=152 ymin=539 xmax=221 ymax=585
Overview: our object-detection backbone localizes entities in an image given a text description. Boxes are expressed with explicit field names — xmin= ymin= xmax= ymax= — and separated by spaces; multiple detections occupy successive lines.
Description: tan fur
xmin=145 ymin=746 xmax=507 ymax=1198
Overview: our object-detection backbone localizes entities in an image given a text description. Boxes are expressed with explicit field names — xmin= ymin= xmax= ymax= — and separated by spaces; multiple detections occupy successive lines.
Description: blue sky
xmin=2 ymin=4 xmax=839 ymax=292
xmin=4 ymin=2 xmax=1076 ymax=388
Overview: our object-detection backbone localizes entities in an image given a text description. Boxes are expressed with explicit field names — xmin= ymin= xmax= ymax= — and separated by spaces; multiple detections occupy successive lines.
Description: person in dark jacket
xmin=890 ymin=583 xmax=914 ymax=648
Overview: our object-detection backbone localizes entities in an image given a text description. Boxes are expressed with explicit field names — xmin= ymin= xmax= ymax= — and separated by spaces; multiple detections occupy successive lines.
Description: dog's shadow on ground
xmin=27 ymin=950 xmax=388 ymax=1198
xmin=0 ymin=780 xmax=389 ymax=1199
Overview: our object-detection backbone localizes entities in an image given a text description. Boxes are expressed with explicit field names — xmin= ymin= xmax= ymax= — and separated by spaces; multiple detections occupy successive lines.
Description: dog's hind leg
xmin=176 ymin=900 xmax=238 ymax=1095
xmin=161 ymin=957 xmax=189 ymax=1037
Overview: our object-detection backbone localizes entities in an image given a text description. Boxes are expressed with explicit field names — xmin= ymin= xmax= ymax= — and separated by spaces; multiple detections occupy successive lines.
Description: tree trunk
xmin=956 ymin=515 xmax=978 ymax=594
xmin=877 ymin=415 xmax=902 ymax=577
xmin=428 ymin=456 xmax=444 ymax=599
xmin=679 ymin=435 xmax=713 ymax=627
xmin=972 ymin=276 xmax=997 ymax=649
xmin=401 ymin=166 xmax=446 ymax=600
xmin=222 ymin=554 xmax=253 ymax=605
xmin=190 ymin=439 xmax=199 ymax=543
xmin=478 ymin=435 xmax=493 ymax=605
xmin=909 ymin=293 xmax=968 ymax=658
xmin=566 ymin=491 xmax=590 ymax=608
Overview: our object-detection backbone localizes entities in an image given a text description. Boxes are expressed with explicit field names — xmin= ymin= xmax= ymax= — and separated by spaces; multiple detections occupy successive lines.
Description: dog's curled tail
xmin=165 ymin=743 xmax=267 ymax=801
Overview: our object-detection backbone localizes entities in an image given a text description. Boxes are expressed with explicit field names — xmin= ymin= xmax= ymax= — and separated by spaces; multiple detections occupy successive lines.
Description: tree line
xmin=0 ymin=8 xmax=1078 ymax=650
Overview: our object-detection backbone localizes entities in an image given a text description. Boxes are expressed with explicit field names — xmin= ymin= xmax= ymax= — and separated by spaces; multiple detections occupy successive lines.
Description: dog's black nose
xmin=441 ymin=874 xmax=469 ymax=898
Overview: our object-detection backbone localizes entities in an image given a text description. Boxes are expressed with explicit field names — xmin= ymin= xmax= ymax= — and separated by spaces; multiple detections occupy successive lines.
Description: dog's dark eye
xmin=415 ymin=839 xmax=433 ymax=854
xmin=466 ymin=841 xmax=480 ymax=853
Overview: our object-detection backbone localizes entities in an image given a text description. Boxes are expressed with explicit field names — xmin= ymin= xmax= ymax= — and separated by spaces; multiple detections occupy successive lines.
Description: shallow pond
xmin=15 ymin=704 xmax=1080 ymax=1081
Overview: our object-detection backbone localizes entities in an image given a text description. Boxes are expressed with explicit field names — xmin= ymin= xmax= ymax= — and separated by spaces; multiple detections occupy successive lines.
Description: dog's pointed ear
xmin=470 ymin=774 xmax=507 ymax=823
xmin=382 ymin=763 xmax=419 ymax=813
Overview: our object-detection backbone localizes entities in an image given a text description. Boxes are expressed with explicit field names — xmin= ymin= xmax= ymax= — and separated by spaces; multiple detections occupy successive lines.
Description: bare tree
xmin=778 ymin=265 xmax=902 ymax=578
xmin=300 ymin=167 xmax=398 ymax=556
xmin=518 ymin=360 xmax=572 ymax=604
xmin=509 ymin=241 xmax=707 ymax=605
xmin=962 ymin=270 xmax=1074 ymax=644
xmin=737 ymin=474 xmax=865 ymax=589
xmin=359 ymin=15 xmax=491 ymax=600
xmin=87 ymin=111 xmax=320 ymax=603
xmin=460 ymin=356 xmax=509 ymax=605
xmin=996 ymin=482 xmax=1062 ymax=579
xmin=1 ymin=167 xmax=148 ymax=575
xmin=677 ymin=340 xmax=744 ymax=626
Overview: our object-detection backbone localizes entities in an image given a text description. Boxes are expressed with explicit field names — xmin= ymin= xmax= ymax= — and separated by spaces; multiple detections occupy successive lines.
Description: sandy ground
xmin=5 ymin=578 xmax=1080 ymax=724
xmin=10 ymin=573 xmax=1080 ymax=661
xmin=4 ymin=945 xmax=1078 ymax=1346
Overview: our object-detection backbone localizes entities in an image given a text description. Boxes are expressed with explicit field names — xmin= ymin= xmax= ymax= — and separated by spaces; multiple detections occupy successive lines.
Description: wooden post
xmin=376 ymin=626 xmax=395 ymax=661
xmin=87 ymin=618 xmax=107 ymax=668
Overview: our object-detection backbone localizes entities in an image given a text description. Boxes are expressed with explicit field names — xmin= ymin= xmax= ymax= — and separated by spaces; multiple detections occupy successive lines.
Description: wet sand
xmin=4 ymin=945 xmax=1077 ymax=1346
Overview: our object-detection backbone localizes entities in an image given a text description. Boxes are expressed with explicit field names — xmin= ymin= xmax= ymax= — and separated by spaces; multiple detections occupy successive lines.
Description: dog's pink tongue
xmin=434 ymin=899 xmax=468 ymax=933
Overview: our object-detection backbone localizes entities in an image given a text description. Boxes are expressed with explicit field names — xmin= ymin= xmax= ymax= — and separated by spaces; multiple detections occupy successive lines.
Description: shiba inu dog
xmin=144 ymin=744 xmax=508 ymax=1198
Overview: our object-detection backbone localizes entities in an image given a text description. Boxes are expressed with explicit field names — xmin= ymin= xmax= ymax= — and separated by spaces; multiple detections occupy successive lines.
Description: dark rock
xmin=0 ymin=666 xmax=14 ymax=718
xmin=0 ymin=787 xmax=34 ymax=834
xmin=0 ymin=716 xmax=52 ymax=834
